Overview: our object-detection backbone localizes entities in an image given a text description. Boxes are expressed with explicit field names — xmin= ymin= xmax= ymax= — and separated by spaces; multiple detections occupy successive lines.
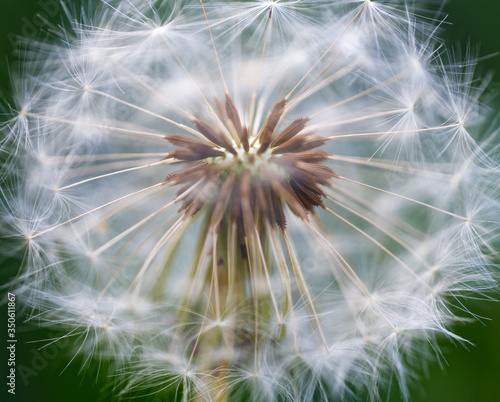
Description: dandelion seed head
xmin=1 ymin=0 xmax=500 ymax=400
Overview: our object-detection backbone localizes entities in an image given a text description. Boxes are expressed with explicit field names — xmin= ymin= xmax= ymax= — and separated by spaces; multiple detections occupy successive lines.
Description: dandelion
xmin=1 ymin=0 xmax=499 ymax=400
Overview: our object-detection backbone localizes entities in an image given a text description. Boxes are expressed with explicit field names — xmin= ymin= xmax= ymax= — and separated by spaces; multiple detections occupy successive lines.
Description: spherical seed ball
xmin=1 ymin=1 xmax=499 ymax=400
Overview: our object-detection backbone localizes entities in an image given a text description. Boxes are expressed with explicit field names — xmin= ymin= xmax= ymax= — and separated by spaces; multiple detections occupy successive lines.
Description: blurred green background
xmin=1 ymin=0 xmax=500 ymax=401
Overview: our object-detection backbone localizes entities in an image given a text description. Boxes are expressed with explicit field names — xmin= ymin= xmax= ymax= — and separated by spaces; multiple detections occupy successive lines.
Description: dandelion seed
xmin=1 ymin=0 xmax=499 ymax=400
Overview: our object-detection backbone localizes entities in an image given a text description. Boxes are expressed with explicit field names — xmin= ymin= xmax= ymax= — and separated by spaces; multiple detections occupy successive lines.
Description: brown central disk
xmin=165 ymin=95 xmax=337 ymax=232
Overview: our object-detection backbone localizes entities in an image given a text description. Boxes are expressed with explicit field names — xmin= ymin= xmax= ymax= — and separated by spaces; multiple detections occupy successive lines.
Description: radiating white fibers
xmin=1 ymin=1 xmax=499 ymax=400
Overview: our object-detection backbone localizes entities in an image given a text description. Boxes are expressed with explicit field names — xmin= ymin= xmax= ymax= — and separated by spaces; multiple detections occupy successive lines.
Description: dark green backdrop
xmin=1 ymin=1 xmax=499 ymax=401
